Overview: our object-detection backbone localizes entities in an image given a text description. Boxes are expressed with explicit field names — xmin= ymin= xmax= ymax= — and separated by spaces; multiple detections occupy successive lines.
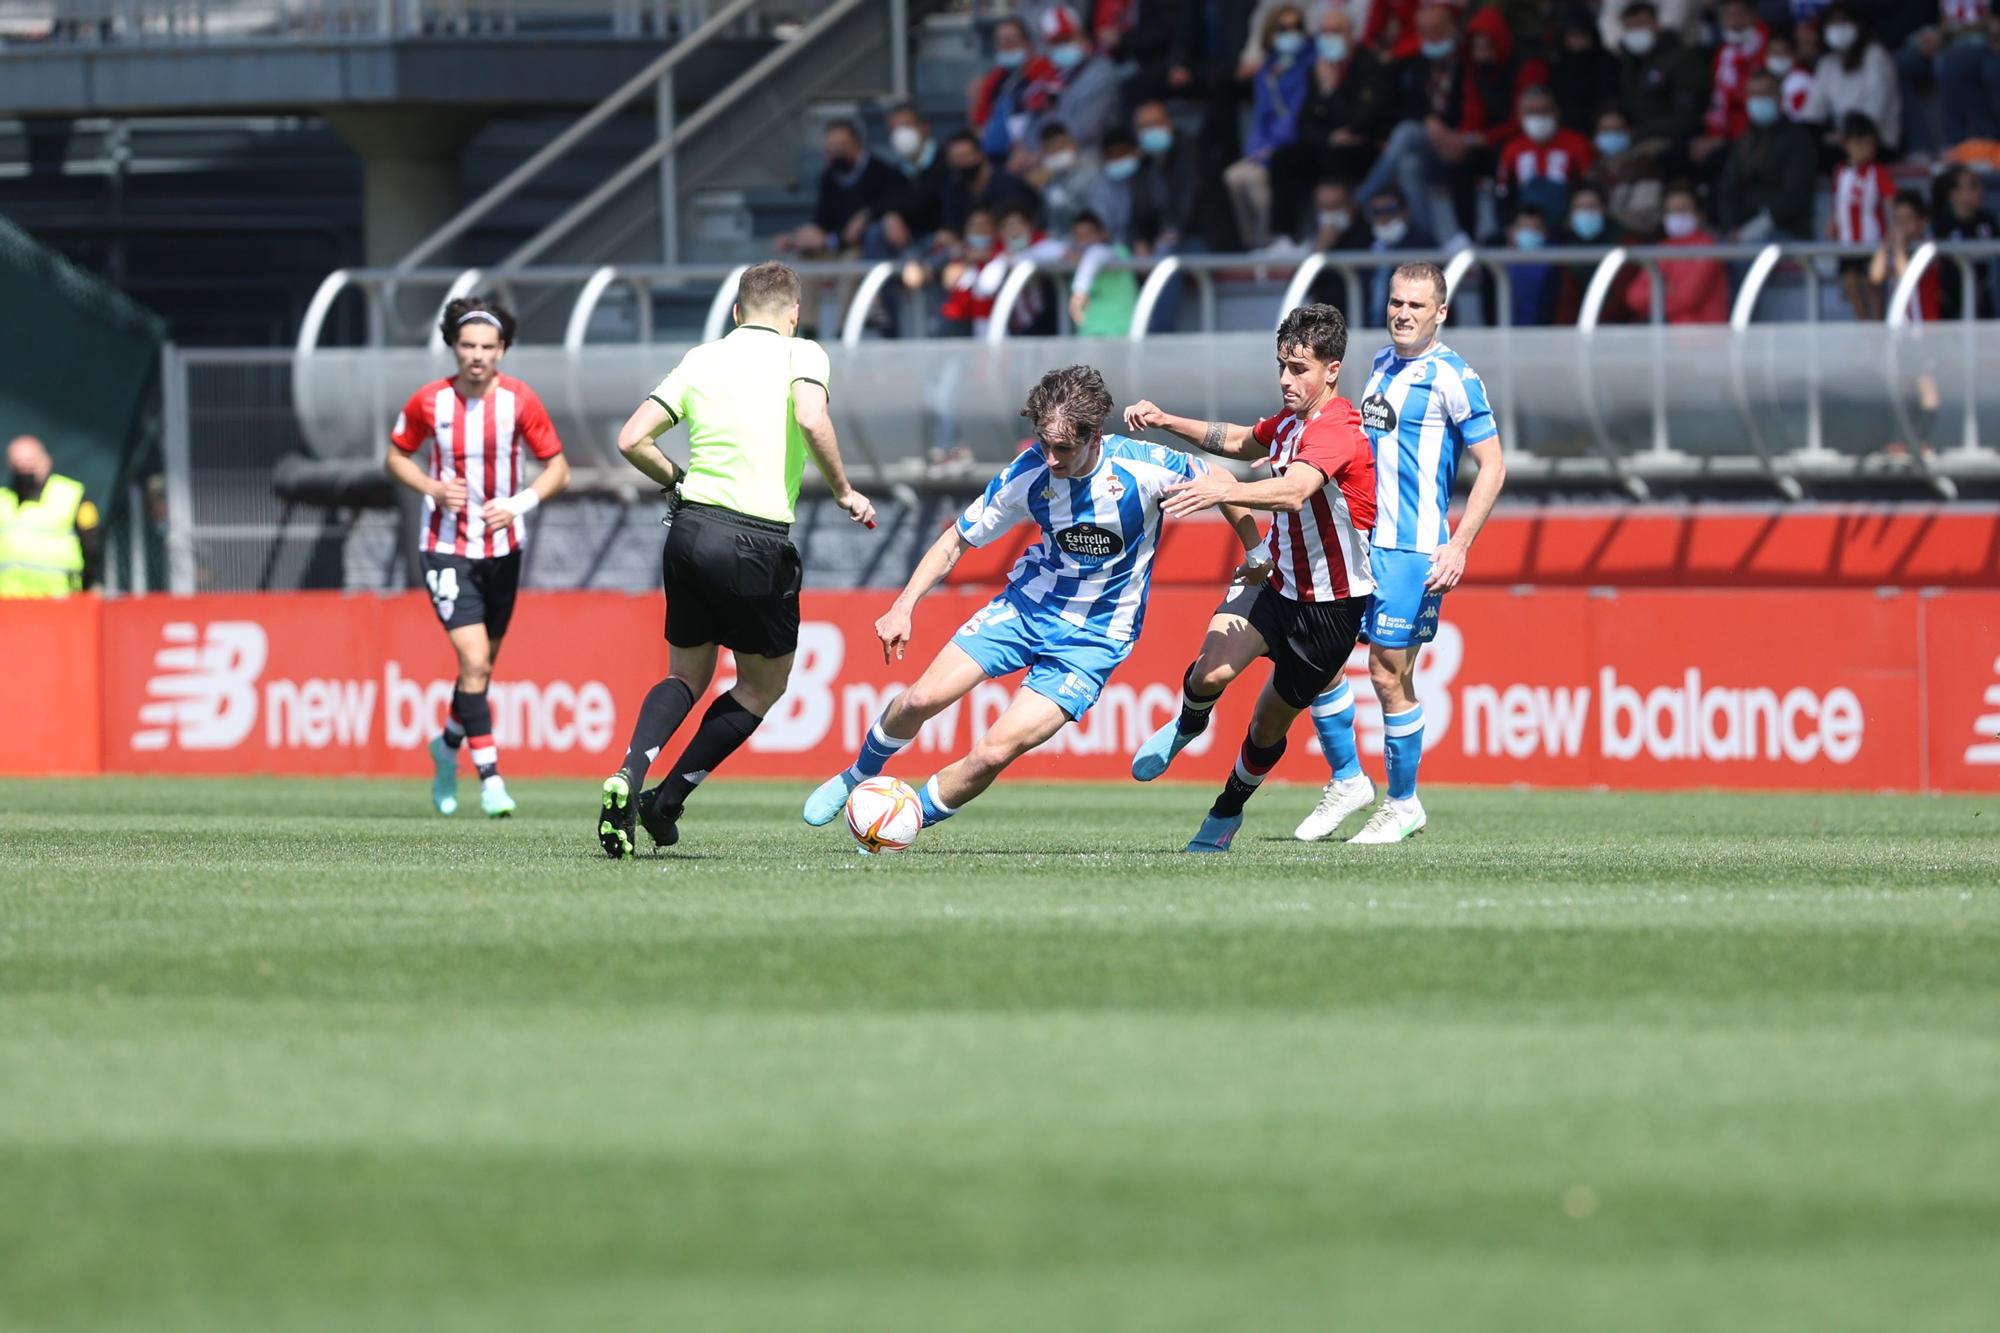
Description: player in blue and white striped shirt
xmin=802 ymin=364 xmax=1265 ymax=831
xmin=1299 ymin=262 xmax=1508 ymax=845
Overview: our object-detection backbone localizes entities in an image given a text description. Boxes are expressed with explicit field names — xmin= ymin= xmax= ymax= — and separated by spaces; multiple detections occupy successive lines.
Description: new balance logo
xmin=131 ymin=621 xmax=267 ymax=751
xmin=1967 ymin=654 xmax=2000 ymax=766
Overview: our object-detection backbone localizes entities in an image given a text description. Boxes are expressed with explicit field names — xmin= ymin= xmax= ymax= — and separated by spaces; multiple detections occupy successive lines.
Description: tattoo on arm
xmin=1201 ymin=420 xmax=1226 ymax=455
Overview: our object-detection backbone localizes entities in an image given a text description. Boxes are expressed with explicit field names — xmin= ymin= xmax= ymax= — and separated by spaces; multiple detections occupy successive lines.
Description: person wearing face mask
xmin=1765 ymin=30 xmax=1819 ymax=122
xmin=1802 ymin=5 xmax=1903 ymax=151
xmin=937 ymin=131 xmax=1040 ymax=243
xmin=1355 ymin=5 xmax=1472 ymax=242
xmin=938 ymin=209 xmax=1003 ymax=336
xmin=1595 ymin=0 xmax=1691 ymax=52
xmin=1029 ymin=122 xmax=1103 ymax=236
xmin=1690 ymin=0 xmax=1769 ymax=169
xmin=0 ymin=435 xmax=97 ymax=597
xmin=877 ymin=103 xmax=950 ymax=253
xmin=1497 ymin=85 xmax=1597 ymax=225
xmin=1220 ymin=5 xmax=1315 ymax=250
xmin=778 ymin=119 xmax=908 ymax=258
xmin=1364 ymin=189 xmax=1437 ymax=314
xmin=1614 ymin=1 xmax=1709 ymax=163
xmin=1623 ymin=183 xmax=1729 ymax=323
xmin=971 ymin=18 xmax=1053 ymax=162
xmin=1023 ymin=7 xmax=1121 ymax=151
xmin=1563 ymin=182 xmax=1620 ymax=244
xmin=1589 ymin=106 xmax=1667 ymax=235
xmin=1129 ymin=100 xmax=1195 ymax=258
xmin=1081 ymin=129 xmax=1143 ymax=247
xmin=1268 ymin=5 xmax=1394 ymax=243
xmin=1717 ymin=68 xmax=1819 ymax=241
xmin=1498 ymin=204 xmax=1561 ymax=325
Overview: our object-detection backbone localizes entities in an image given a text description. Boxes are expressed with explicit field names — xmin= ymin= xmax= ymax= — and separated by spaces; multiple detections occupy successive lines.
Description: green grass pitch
xmin=2 ymin=776 xmax=1996 ymax=1332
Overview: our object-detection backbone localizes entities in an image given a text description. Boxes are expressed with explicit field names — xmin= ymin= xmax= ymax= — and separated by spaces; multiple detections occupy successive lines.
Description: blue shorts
xmin=948 ymin=593 xmax=1131 ymax=720
xmin=1360 ymin=546 xmax=1444 ymax=648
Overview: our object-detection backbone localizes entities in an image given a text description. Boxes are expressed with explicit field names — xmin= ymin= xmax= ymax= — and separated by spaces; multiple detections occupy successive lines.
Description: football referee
xmin=599 ymin=260 xmax=876 ymax=858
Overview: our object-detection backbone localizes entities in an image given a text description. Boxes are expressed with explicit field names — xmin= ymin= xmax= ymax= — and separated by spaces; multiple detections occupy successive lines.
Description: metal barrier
xmin=0 ymin=1 xmax=714 ymax=41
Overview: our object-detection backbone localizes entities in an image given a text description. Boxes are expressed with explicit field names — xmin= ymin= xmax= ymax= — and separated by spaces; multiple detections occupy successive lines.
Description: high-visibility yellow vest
xmin=0 ymin=473 xmax=87 ymax=597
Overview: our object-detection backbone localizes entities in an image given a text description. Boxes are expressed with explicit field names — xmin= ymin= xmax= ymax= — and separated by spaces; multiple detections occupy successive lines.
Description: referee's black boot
xmin=637 ymin=787 xmax=683 ymax=851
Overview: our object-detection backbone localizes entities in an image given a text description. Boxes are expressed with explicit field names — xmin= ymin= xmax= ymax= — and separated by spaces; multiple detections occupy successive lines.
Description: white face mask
xmin=1621 ymin=27 xmax=1656 ymax=56
xmin=1825 ymin=23 xmax=1857 ymax=52
xmin=1766 ymin=53 xmax=1794 ymax=75
xmin=1319 ymin=208 xmax=1352 ymax=233
xmin=1043 ymin=149 xmax=1078 ymax=173
xmin=1523 ymin=114 xmax=1557 ymax=143
xmin=1374 ymin=216 xmax=1408 ymax=245
xmin=1662 ymin=211 xmax=1699 ymax=239
xmin=890 ymin=125 xmax=924 ymax=160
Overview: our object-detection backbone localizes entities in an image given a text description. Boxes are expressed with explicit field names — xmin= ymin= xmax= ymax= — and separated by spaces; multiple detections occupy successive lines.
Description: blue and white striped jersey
xmin=955 ymin=433 xmax=1207 ymax=642
xmin=1359 ymin=342 xmax=1498 ymax=554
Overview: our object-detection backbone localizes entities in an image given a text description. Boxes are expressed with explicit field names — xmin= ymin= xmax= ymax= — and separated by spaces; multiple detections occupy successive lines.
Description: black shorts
xmin=662 ymin=501 xmax=802 ymax=657
xmin=420 ymin=550 xmax=521 ymax=637
xmin=1245 ymin=584 xmax=1367 ymax=710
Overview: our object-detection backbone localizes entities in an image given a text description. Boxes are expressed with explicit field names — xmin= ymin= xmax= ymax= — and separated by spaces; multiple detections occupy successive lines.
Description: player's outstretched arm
xmin=1427 ymin=438 xmax=1506 ymax=592
xmin=1121 ymin=400 xmax=1262 ymax=460
xmin=384 ymin=446 xmax=463 ymax=513
xmin=794 ymin=382 xmax=876 ymax=529
xmin=875 ymin=525 xmax=971 ymax=663
xmin=615 ymin=398 xmax=685 ymax=490
xmin=1162 ymin=464 xmax=1325 ymax=518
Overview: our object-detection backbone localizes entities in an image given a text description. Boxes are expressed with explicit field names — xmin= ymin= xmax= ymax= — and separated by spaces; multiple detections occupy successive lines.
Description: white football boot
xmin=1348 ymin=797 xmax=1426 ymax=844
xmin=1293 ymin=775 xmax=1376 ymax=842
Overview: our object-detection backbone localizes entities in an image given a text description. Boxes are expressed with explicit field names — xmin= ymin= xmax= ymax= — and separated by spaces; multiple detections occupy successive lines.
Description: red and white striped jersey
xmin=1833 ymin=162 xmax=1895 ymax=246
xmin=1252 ymin=400 xmax=1377 ymax=602
xmin=1943 ymin=1 xmax=1988 ymax=29
xmin=391 ymin=374 xmax=563 ymax=560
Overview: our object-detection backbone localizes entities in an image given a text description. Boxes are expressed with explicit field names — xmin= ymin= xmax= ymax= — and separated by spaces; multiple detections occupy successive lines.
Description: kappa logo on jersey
xmin=1966 ymin=654 xmax=2000 ymax=766
xmin=1360 ymin=392 xmax=1396 ymax=434
xmin=1056 ymin=523 xmax=1125 ymax=561
xmin=131 ymin=621 xmax=268 ymax=751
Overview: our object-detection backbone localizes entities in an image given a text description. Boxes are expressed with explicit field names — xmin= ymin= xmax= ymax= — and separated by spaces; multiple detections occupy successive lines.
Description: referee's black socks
xmin=620 ymin=676 xmax=696 ymax=784
xmin=653 ymin=692 xmax=763 ymax=809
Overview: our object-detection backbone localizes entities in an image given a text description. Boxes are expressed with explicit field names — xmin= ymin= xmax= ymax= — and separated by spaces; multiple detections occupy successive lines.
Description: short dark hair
xmin=1893 ymin=188 xmax=1929 ymax=219
xmin=1021 ymin=365 xmax=1113 ymax=444
xmin=440 ymin=295 xmax=516 ymax=348
xmin=1103 ymin=127 xmax=1137 ymax=152
xmin=825 ymin=117 xmax=863 ymax=142
xmin=1620 ymin=1 xmax=1656 ymax=20
xmin=1392 ymin=262 xmax=1449 ymax=305
xmin=1038 ymin=121 xmax=1074 ymax=144
xmin=946 ymin=130 xmax=981 ymax=152
xmin=1275 ymin=303 xmax=1347 ymax=364
xmin=886 ymin=101 xmax=923 ymax=122
xmin=737 ymin=261 xmax=802 ymax=316
xmin=1841 ymin=111 xmax=1880 ymax=143
xmin=1071 ymin=209 xmax=1106 ymax=233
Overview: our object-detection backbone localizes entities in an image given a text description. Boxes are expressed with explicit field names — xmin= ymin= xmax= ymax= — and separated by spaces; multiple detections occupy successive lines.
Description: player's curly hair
xmin=440 ymin=295 xmax=517 ymax=348
xmin=1276 ymin=302 xmax=1348 ymax=365
xmin=1020 ymin=364 xmax=1113 ymax=443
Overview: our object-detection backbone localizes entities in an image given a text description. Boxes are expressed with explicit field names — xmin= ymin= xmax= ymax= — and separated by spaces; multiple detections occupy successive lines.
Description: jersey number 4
xmin=426 ymin=566 xmax=460 ymax=619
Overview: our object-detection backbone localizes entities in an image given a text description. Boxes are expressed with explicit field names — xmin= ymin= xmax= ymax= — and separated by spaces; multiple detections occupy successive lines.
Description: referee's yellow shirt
xmin=648 ymin=324 xmax=832 ymax=525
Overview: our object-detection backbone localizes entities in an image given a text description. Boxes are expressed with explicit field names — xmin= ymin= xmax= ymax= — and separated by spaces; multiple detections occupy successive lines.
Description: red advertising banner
xmin=82 ymin=585 xmax=2000 ymax=792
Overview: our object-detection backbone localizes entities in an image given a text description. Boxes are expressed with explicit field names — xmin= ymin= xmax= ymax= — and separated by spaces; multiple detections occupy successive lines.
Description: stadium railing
xmin=0 ymin=1 xmax=722 ymax=42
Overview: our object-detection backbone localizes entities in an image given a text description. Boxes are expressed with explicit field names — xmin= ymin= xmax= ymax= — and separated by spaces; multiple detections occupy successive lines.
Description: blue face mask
xmin=1596 ymin=129 xmax=1632 ymax=155
xmin=996 ymin=47 xmax=1027 ymax=71
xmin=1050 ymin=43 xmax=1085 ymax=71
xmin=1138 ymin=126 xmax=1173 ymax=155
xmin=1273 ymin=30 xmax=1307 ymax=58
xmin=1421 ymin=38 xmax=1455 ymax=60
xmin=1513 ymin=229 xmax=1546 ymax=250
xmin=1570 ymin=208 xmax=1606 ymax=240
xmin=1317 ymin=34 xmax=1350 ymax=63
xmin=1746 ymin=96 xmax=1780 ymax=126
xmin=1104 ymin=155 xmax=1139 ymax=182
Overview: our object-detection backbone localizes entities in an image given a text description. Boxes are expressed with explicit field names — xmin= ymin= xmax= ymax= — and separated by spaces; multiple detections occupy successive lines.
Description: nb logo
xmin=1968 ymin=654 xmax=2000 ymax=766
xmin=131 ymin=621 xmax=267 ymax=751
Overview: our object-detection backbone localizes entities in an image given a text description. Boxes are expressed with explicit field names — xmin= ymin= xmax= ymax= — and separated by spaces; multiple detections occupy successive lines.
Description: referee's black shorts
xmin=1245 ymin=583 xmax=1368 ymax=710
xmin=662 ymin=500 xmax=803 ymax=658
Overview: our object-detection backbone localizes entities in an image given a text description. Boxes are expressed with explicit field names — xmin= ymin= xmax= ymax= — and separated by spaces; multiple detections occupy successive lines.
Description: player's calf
xmin=1132 ymin=663 xmax=1225 ymax=781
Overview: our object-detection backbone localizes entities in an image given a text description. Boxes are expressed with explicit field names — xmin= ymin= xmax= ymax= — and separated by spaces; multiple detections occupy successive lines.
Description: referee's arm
xmin=794 ymin=381 xmax=876 ymax=528
xmin=615 ymin=399 xmax=685 ymax=490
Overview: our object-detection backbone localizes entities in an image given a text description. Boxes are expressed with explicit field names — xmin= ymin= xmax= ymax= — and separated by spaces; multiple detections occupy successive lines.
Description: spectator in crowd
xmin=1614 ymin=3 xmax=1709 ymax=171
xmin=1269 ymin=4 xmax=1394 ymax=242
xmin=1592 ymin=104 xmax=1668 ymax=235
xmin=1024 ymin=6 xmax=1122 ymax=149
xmin=938 ymin=131 xmax=1041 ymax=241
xmin=1934 ymin=164 xmax=1997 ymax=317
xmin=1497 ymin=84 xmax=1597 ymax=224
xmin=1 ymin=434 xmax=98 ymax=596
xmin=1804 ymin=4 xmax=1903 ymax=151
xmin=938 ymin=208 xmax=1003 ymax=334
xmin=976 ymin=204 xmax=1065 ymax=336
xmin=1766 ymin=27 xmax=1819 ymax=121
xmin=1718 ymin=68 xmax=1820 ymax=238
xmin=1355 ymin=4 xmax=1473 ymax=241
xmin=881 ymin=103 xmax=949 ymax=250
xmin=1500 ymin=203 xmax=1562 ymax=325
xmin=1104 ymin=0 xmax=1189 ymax=104
xmin=1312 ymin=180 xmax=1369 ymax=252
xmin=1870 ymin=189 xmax=1941 ymax=323
xmin=1550 ymin=7 xmax=1620 ymax=134
xmin=1598 ymin=0 xmax=1693 ymax=51
xmin=1831 ymin=112 xmax=1895 ymax=319
xmin=971 ymin=18 xmax=1049 ymax=162
xmin=1364 ymin=188 xmax=1436 ymax=313
xmin=1222 ymin=4 xmax=1314 ymax=249
xmin=1690 ymin=0 xmax=1770 ymax=171
xmin=1067 ymin=210 xmax=1140 ymax=337
xmin=1939 ymin=5 xmax=2000 ymax=144
xmin=1565 ymin=180 xmax=1621 ymax=244
xmin=1624 ymin=183 xmax=1729 ymax=322
xmin=1083 ymin=128 xmax=1143 ymax=246
xmin=1025 ymin=121 xmax=1102 ymax=235
xmin=1130 ymin=100 xmax=1196 ymax=257
xmin=778 ymin=119 xmax=908 ymax=257
xmin=1452 ymin=7 xmax=1552 ymax=231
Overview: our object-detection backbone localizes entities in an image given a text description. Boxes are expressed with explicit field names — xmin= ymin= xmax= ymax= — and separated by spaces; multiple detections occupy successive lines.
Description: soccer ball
xmin=845 ymin=776 xmax=922 ymax=854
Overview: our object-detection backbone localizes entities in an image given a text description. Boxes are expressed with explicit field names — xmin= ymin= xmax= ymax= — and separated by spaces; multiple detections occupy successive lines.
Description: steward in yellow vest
xmin=2 ymin=436 xmax=97 ymax=598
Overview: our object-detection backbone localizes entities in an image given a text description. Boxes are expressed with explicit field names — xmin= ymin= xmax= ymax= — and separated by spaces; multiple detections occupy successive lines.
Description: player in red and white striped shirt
xmin=1119 ymin=303 xmax=1377 ymax=852
xmin=1830 ymin=113 xmax=1895 ymax=321
xmin=386 ymin=296 xmax=569 ymax=818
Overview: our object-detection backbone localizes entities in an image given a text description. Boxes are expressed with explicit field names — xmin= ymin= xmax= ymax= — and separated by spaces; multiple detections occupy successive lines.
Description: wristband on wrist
xmin=501 ymin=489 xmax=540 ymax=518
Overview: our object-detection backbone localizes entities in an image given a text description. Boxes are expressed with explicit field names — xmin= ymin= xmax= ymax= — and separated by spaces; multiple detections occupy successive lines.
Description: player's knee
xmin=967 ymin=737 xmax=1018 ymax=777
xmin=458 ymin=657 xmax=492 ymax=690
xmin=730 ymin=678 xmax=787 ymax=715
xmin=1191 ymin=659 xmax=1236 ymax=696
